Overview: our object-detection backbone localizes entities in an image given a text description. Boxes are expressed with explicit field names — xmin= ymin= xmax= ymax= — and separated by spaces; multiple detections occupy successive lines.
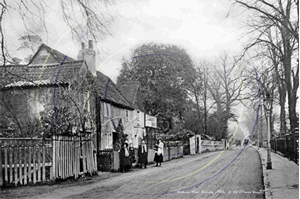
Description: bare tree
xmin=207 ymin=53 xmax=247 ymax=139
xmin=231 ymin=0 xmax=299 ymax=138
xmin=0 ymin=0 xmax=115 ymax=68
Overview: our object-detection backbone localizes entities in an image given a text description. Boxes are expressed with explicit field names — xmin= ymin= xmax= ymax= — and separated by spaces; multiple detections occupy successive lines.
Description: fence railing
xmin=271 ymin=136 xmax=298 ymax=164
xmin=0 ymin=144 xmax=52 ymax=186
xmin=0 ymin=135 xmax=97 ymax=188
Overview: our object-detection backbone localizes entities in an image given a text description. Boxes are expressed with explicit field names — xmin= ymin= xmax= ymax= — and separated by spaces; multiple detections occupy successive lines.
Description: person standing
xmin=157 ymin=139 xmax=164 ymax=166
xmin=138 ymin=139 xmax=148 ymax=168
xmin=154 ymin=140 xmax=159 ymax=166
xmin=128 ymin=143 xmax=135 ymax=170
xmin=120 ymin=142 xmax=130 ymax=172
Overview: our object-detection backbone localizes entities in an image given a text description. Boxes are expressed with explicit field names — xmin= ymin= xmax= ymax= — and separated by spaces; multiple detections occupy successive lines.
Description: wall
xmin=200 ymin=140 xmax=225 ymax=152
xmin=99 ymin=103 xmax=146 ymax=150
xmin=189 ymin=136 xmax=200 ymax=154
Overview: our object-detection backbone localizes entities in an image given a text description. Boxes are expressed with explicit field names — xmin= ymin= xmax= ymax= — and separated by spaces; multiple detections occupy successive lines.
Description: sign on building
xmin=145 ymin=114 xmax=157 ymax=128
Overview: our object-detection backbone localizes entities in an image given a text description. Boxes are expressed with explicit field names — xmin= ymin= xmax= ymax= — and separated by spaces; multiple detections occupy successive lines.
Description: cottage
xmin=0 ymin=41 xmax=157 ymax=156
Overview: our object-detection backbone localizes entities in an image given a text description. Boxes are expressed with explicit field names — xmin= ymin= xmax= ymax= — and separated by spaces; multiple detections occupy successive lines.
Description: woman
xmin=154 ymin=140 xmax=159 ymax=166
xmin=119 ymin=142 xmax=131 ymax=172
xmin=128 ymin=143 xmax=135 ymax=170
xmin=156 ymin=139 xmax=164 ymax=166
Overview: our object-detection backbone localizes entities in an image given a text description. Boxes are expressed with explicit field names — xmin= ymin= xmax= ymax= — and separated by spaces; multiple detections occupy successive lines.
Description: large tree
xmin=207 ymin=53 xmax=247 ymax=139
xmin=117 ymin=42 xmax=195 ymax=133
xmin=231 ymin=0 xmax=299 ymax=139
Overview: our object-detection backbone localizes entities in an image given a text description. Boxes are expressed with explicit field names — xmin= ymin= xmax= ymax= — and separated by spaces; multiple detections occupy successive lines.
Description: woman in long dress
xmin=120 ymin=142 xmax=131 ymax=172
xmin=156 ymin=139 xmax=164 ymax=166
xmin=128 ymin=143 xmax=135 ymax=170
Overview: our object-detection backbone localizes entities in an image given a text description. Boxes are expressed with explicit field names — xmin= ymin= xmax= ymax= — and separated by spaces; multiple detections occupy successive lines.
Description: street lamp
xmin=264 ymin=91 xmax=272 ymax=169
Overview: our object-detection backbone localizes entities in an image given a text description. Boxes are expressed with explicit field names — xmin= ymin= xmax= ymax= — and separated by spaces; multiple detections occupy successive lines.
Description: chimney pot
xmin=89 ymin=40 xmax=93 ymax=49
xmin=81 ymin=42 xmax=85 ymax=49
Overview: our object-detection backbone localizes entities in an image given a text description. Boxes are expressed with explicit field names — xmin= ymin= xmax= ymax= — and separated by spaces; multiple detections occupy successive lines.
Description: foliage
xmin=174 ymin=129 xmax=195 ymax=144
xmin=117 ymin=42 xmax=195 ymax=132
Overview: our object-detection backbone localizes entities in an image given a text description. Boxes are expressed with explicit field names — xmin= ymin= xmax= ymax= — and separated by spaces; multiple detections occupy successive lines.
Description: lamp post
xmin=264 ymin=91 xmax=272 ymax=169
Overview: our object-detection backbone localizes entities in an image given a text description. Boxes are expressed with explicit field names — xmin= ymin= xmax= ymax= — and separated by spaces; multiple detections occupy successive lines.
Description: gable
xmin=92 ymin=71 xmax=133 ymax=110
xmin=29 ymin=44 xmax=75 ymax=65
xmin=30 ymin=48 xmax=57 ymax=65
xmin=118 ymin=83 xmax=144 ymax=111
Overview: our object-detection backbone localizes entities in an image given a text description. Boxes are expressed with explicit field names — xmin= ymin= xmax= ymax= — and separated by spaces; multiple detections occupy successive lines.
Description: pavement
xmin=252 ymin=146 xmax=299 ymax=199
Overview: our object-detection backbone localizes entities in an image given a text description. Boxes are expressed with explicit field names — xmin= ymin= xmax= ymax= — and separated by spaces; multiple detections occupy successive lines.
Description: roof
xmin=28 ymin=43 xmax=75 ymax=65
xmin=93 ymin=71 xmax=133 ymax=110
xmin=1 ymin=61 xmax=85 ymax=89
xmin=118 ymin=84 xmax=139 ymax=106
xmin=1 ymin=43 xmax=134 ymax=110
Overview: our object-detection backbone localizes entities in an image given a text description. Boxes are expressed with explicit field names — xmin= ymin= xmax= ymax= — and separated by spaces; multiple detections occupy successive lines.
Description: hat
xmin=123 ymin=140 xmax=129 ymax=147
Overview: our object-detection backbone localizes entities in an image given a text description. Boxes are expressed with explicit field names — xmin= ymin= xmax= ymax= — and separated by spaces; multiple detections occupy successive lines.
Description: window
xmin=104 ymin=103 xmax=111 ymax=118
xmin=125 ymin=110 xmax=129 ymax=121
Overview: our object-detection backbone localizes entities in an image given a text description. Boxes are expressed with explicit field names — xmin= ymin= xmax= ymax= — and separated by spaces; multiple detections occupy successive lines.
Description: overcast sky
xmin=100 ymin=0 xmax=248 ymax=82
xmin=6 ymin=0 xmax=248 ymax=82
xmin=5 ymin=0 xmax=252 ymax=137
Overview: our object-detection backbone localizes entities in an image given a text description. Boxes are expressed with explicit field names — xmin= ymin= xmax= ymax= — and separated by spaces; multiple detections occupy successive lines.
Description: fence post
xmin=14 ymin=146 xmax=18 ymax=186
xmin=37 ymin=145 xmax=41 ymax=182
xmin=28 ymin=146 xmax=32 ymax=183
xmin=33 ymin=145 xmax=36 ymax=184
xmin=42 ymin=145 xmax=46 ymax=182
xmin=24 ymin=146 xmax=27 ymax=185
xmin=0 ymin=146 xmax=3 ymax=187
xmin=51 ymin=135 xmax=56 ymax=180
xmin=168 ymin=141 xmax=170 ymax=161
xmin=19 ymin=146 xmax=22 ymax=185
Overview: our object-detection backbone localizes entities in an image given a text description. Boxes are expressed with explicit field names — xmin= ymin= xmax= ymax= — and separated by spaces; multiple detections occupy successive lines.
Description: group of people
xmin=119 ymin=139 xmax=164 ymax=172
xmin=119 ymin=142 xmax=135 ymax=172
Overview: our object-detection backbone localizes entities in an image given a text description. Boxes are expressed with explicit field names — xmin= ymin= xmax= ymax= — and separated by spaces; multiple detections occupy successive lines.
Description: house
xmin=0 ymin=44 xmax=91 ymax=137
xmin=117 ymin=83 xmax=158 ymax=165
xmin=0 ymin=41 xmax=157 ymax=155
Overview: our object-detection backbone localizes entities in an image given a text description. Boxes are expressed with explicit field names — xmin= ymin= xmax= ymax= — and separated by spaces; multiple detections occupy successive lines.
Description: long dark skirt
xmin=120 ymin=156 xmax=131 ymax=172
xmin=139 ymin=153 xmax=148 ymax=165
xmin=154 ymin=153 xmax=163 ymax=163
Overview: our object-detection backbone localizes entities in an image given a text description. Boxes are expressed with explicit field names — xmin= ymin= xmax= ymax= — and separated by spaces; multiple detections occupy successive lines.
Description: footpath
xmin=252 ymin=146 xmax=299 ymax=199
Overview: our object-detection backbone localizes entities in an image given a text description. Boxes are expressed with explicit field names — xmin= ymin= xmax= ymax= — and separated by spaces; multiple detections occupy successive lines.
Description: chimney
xmin=89 ymin=40 xmax=93 ymax=49
xmin=77 ymin=40 xmax=96 ymax=76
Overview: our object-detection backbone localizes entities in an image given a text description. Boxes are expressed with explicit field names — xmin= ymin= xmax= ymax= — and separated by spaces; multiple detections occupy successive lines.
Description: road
xmin=2 ymin=146 xmax=265 ymax=199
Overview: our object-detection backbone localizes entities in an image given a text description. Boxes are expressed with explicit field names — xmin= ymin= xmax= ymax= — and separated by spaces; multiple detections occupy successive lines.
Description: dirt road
xmin=1 ymin=146 xmax=265 ymax=199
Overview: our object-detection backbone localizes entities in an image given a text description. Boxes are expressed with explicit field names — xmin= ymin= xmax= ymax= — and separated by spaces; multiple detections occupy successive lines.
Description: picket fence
xmin=0 ymin=135 xmax=97 ymax=187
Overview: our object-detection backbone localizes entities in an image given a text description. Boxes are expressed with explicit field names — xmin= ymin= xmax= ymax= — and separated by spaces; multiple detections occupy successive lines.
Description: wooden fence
xmin=0 ymin=135 xmax=97 ymax=187
xmin=0 ymin=143 xmax=52 ymax=186
xmin=52 ymin=135 xmax=96 ymax=180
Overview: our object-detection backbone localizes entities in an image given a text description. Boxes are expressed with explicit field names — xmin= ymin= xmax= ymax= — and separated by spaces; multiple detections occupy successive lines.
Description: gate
xmin=97 ymin=149 xmax=113 ymax=171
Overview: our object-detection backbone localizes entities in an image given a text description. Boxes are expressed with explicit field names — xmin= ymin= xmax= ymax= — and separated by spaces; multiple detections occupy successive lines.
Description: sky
xmin=5 ymin=0 xmax=255 ymax=137
xmin=6 ymin=0 xmax=248 ymax=82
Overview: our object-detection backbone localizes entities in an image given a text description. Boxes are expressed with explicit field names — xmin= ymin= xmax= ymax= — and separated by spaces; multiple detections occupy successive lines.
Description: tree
xmin=182 ymin=99 xmax=204 ymax=135
xmin=0 ymin=0 xmax=115 ymax=67
xmin=17 ymin=35 xmax=42 ymax=63
xmin=207 ymin=53 xmax=246 ymax=139
xmin=0 ymin=0 xmax=115 ymax=136
xmin=231 ymin=0 xmax=299 ymax=139
xmin=117 ymin=42 xmax=195 ymax=133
